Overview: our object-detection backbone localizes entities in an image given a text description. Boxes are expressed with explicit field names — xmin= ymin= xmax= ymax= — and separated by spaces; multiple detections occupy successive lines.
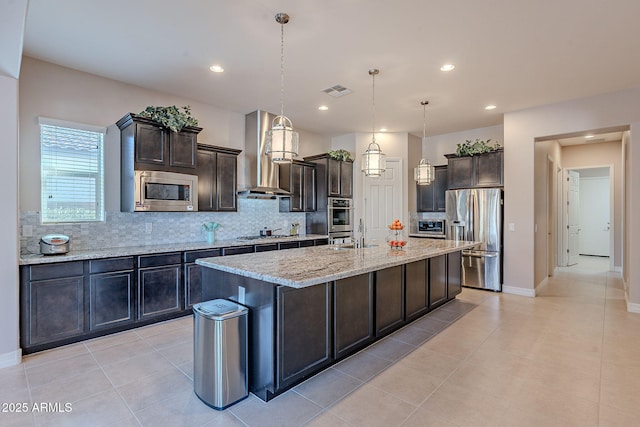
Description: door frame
xmin=561 ymin=164 xmax=614 ymax=270
xmin=362 ymin=157 xmax=403 ymax=245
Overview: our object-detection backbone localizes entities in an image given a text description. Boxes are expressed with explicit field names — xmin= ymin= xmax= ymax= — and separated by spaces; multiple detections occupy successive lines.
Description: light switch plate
xmin=508 ymin=223 xmax=515 ymax=232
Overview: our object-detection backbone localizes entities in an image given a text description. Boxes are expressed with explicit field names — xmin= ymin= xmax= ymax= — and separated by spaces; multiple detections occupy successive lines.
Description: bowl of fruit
xmin=387 ymin=219 xmax=407 ymax=250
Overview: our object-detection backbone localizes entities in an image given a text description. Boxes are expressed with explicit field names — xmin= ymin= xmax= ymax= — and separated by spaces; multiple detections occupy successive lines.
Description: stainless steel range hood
xmin=238 ymin=110 xmax=291 ymax=199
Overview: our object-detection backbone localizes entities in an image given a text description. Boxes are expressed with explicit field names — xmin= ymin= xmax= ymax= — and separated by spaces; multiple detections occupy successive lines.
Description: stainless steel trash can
xmin=193 ymin=299 xmax=248 ymax=410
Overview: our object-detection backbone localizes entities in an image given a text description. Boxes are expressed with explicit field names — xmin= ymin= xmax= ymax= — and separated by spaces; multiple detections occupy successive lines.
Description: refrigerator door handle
xmin=462 ymin=250 xmax=499 ymax=258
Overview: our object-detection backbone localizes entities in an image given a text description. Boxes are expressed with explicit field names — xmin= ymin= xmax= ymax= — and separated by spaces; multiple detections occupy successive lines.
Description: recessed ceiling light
xmin=440 ymin=64 xmax=455 ymax=72
xmin=209 ymin=65 xmax=224 ymax=73
xmin=585 ymin=134 xmax=595 ymax=139
xmin=318 ymin=105 xmax=329 ymax=111
xmin=485 ymin=105 xmax=497 ymax=110
xmin=379 ymin=128 xmax=388 ymax=132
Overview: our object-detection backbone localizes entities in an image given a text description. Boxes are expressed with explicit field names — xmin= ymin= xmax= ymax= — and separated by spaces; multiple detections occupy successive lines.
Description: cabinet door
xmin=429 ymin=255 xmax=448 ymax=309
xmin=289 ymin=162 xmax=304 ymax=212
xmin=327 ymin=158 xmax=341 ymax=197
xmin=184 ymin=263 xmax=203 ymax=309
xmin=375 ymin=266 xmax=405 ymax=337
xmin=447 ymin=156 xmax=474 ymax=189
xmin=196 ymin=149 xmax=216 ymax=211
xmin=447 ymin=251 xmax=462 ymax=299
xmin=27 ymin=276 xmax=84 ymax=345
xmin=216 ymin=152 xmax=238 ymax=211
xmin=417 ymin=183 xmax=435 ymax=212
xmin=279 ymin=241 xmax=300 ymax=250
xmin=334 ymin=273 xmax=374 ymax=359
xmin=434 ymin=166 xmax=449 ymax=211
xmin=138 ymin=265 xmax=182 ymax=319
xmin=223 ymin=245 xmax=254 ymax=256
xmin=276 ymin=283 xmax=332 ymax=390
xmin=339 ymin=161 xmax=353 ymax=198
xmin=169 ymin=131 xmax=197 ymax=169
xmin=405 ymin=260 xmax=428 ymax=321
xmin=135 ymin=122 xmax=165 ymax=166
xmin=303 ymin=164 xmax=316 ymax=212
xmin=89 ymin=271 xmax=135 ymax=330
xmin=475 ymin=150 xmax=503 ymax=187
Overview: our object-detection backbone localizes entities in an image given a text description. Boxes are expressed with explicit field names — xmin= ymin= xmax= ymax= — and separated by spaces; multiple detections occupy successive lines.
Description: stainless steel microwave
xmin=417 ymin=219 xmax=445 ymax=237
xmin=133 ymin=170 xmax=197 ymax=212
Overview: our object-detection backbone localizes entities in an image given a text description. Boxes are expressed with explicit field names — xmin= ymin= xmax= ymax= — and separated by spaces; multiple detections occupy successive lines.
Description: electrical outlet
xmin=22 ymin=225 xmax=33 ymax=237
xmin=145 ymin=223 xmax=152 ymax=234
xmin=508 ymin=223 xmax=515 ymax=232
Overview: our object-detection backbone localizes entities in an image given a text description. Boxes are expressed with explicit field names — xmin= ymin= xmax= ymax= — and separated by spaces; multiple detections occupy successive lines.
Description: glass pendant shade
xmin=414 ymin=158 xmax=435 ymax=185
xmin=265 ymin=115 xmax=299 ymax=164
xmin=361 ymin=141 xmax=386 ymax=177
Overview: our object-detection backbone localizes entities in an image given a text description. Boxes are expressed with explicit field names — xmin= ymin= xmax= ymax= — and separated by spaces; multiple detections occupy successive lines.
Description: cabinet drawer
xmin=89 ymin=257 xmax=134 ymax=274
xmin=314 ymin=238 xmax=329 ymax=246
xmin=299 ymin=240 xmax=315 ymax=248
xmin=29 ymin=261 xmax=84 ymax=281
xmin=138 ymin=252 xmax=182 ymax=268
xmin=279 ymin=241 xmax=300 ymax=250
xmin=255 ymin=243 xmax=279 ymax=252
xmin=223 ymin=246 xmax=254 ymax=256
xmin=183 ymin=249 xmax=222 ymax=263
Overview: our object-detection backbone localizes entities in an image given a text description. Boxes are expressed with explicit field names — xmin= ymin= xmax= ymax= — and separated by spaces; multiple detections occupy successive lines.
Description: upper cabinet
xmin=116 ymin=113 xmax=202 ymax=174
xmin=279 ymin=160 xmax=316 ymax=212
xmin=305 ymin=154 xmax=353 ymax=199
xmin=417 ymin=165 xmax=448 ymax=212
xmin=196 ymin=144 xmax=242 ymax=212
xmin=445 ymin=148 xmax=503 ymax=189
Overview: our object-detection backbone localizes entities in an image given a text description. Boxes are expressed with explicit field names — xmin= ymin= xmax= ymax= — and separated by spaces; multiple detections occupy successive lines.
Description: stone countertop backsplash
xmin=20 ymin=234 xmax=328 ymax=266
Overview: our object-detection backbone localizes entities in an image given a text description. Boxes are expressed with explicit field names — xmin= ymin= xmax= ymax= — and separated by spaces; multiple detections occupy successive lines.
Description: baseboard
xmin=502 ymin=285 xmax=536 ymax=298
xmin=0 ymin=349 xmax=22 ymax=369
xmin=627 ymin=300 xmax=640 ymax=314
xmin=535 ymin=277 xmax=550 ymax=296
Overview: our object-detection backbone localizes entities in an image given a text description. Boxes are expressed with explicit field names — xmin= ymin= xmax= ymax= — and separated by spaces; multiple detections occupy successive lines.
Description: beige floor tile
xmin=30 ymin=367 xmax=113 ymax=405
xmin=333 ymin=350 xmax=392 ymax=382
xmin=84 ymin=329 xmax=142 ymax=352
xmin=101 ymin=351 xmax=177 ymax=387
xmin=401 ymin=404 xmax=459 ymax=427
xmin=134 ymin=318 xmax=186 ymax=338
xmin=410 ymin=315 xmax=450 ymax=334
xmin=363 ymin=337 xmax=415 ymax=362
xmin=0 ymin=409 xmax=36 ymax=427
xmin=116 ymin=369 xmax=193 ymax=412
xmin=22 ymin=342 xmax=89 ymax=368
xmin=158 ymin=340 xmax=194 ymax=367
xmin=399 ymin=347 xmax=460 ymax=383
xmin=368 ymin=361 xmax=442 ymax=405
xmin=328 ymin=384 xmax=416 ymax=427
xmin=229 ymin=391 xmax=322 ymax=427
xmin=304 ymin=410 xmax=353 ymax=427
xmin=178 ymin=361 xmax=194 ymax=380
xmin=598 ymin=403 xmax=639 ymax=427
xmin=33 ymin=389 xmax=132 ymax=427
xmin=25 ymin=353 xmax=99 ymax=388
xmin=389 ymin=324 xmax=435 ymax=346
xmin=495 ymin=405 xmax=581 ymax=427
xmin=141 ymin=327 xmax=192 ymax=350
xmin=0 ymin=365 xmax=30 ymax=403
xmin=293 ymin=367 xmax=362 ymax=408
xmin=420 ymin=331 xmax=481 ymax=360
xmin=89 ymin=337 xmax=155 ymax=366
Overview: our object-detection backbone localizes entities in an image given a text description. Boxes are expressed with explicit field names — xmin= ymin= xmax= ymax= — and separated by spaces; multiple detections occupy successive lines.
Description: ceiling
xmin=21 ymin=0 xmax=640 ymax=138
xmin=558 ymin=131 xmax=624 ymax=147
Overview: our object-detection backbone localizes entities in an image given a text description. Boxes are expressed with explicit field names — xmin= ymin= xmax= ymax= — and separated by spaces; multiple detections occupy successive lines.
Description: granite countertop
xmin=196 ymin=238 xmax=479 ymax=289
xmin=19 ymin=234 xmax=328 ymax=265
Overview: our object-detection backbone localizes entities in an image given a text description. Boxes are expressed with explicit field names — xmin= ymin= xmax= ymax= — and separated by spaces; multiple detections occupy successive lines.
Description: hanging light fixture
xmin=414 ymin=101 xmax=436 ymax=185
xmin=265 ymin=12 xmax=299 ymax=164
xmin=361 ymin=69 xmax=386 ymax=177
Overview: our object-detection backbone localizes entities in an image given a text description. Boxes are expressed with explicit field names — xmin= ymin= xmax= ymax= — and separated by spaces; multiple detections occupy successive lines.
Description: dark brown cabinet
xmin=279 ymin=160 xmax=316 ymax=212
xmin=184 ymin=249 xmax=221 ymax=309
xmin=334 ymin=273 xmax=374 ymax=359
xmin=117 ymin=113 xmax=202 ymax=174
xmin=445 ymin=149 xmax=503 ymax=189
xmin=196 ymin=144 xmax=241 ymax=212
xmin=405 ymin=259 xmax=428 ymax=321
xmin=304 ymin=154 xmax=353 ymax=199
xmin=375 ymin=266 xmax=405 ymax=337
xmin=276 ymin=283 xmax=332 ymax=389
xmin=447 ymin=251 xmax=462 ymax=298
xmin=417 ymin=165 xmax=448 ymax=212
xmin=21 ymin=262 xmax=85 ymax=348
xmin=88 ymin=257 xmax=135 ymax=331
xmin=429 ymin=255 xmax=448 ymax=309
xmin=137 ymin=253 xmax=182 ymax=320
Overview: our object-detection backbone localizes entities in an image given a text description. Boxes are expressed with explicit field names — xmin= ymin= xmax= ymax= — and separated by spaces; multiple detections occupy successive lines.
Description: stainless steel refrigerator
xmin=445 ymin=188 xmax=502 ymax=291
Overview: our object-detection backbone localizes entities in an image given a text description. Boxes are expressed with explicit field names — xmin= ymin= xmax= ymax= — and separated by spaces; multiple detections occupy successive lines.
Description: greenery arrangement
xmin=455 ymin=138 xmax=501 ymax=157
xmin=137 ymin=105 xmax=199 ymax=132
xmin=327 ymin=149 xmax=354 ymax=162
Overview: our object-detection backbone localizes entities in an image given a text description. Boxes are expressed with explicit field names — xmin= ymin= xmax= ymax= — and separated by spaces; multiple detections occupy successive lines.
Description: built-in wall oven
xmin=328 ymin=197 xmax=353 ymax=235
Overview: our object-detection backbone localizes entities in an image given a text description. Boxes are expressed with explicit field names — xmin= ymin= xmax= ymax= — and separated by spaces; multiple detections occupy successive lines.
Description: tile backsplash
xmin=20 ymin=199 xmax=306 ymax=254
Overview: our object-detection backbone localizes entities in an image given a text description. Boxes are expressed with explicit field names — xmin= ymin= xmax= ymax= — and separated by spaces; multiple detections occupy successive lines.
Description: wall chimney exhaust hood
xmin=238 ymin=110 xmax=292 ymax=199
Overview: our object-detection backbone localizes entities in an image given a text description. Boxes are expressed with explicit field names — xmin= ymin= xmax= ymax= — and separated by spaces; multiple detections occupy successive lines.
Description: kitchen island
xmin=197 ymin=238 xmax=477 ymax=401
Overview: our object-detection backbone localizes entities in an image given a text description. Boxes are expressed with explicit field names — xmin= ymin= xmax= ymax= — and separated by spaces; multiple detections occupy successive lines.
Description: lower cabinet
xmin=375 ymin=266 xmax=405 ymax=337
xmin=405 ymin=259 xmax=428 ymax=321
xmin=21 ymin=261 xmax=85 ymax=347
xmin=137 ymin=253 xmax=182 ymax=320
xmin=447 ymin=251 xmax=462 ymax=298
xmin=276 ymin=283 xmax=332 ymax=389
xmin=184 ymin=249 xmax=222 ymax=309
xmin=429 ymin=255 xmax=448 ymax=309
xmin=334 ymin=273 xmax=374 ymax=359
xmin=89 ymin=257 xmax=135 ymax=331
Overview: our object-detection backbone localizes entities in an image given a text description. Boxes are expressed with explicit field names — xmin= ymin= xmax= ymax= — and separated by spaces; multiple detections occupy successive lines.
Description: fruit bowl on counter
xmin=386 ymin=219 xmax=407 ymax=250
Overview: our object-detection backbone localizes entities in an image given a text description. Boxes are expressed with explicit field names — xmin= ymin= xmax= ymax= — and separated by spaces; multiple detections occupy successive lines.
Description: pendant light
xmin=361 ymin=69 xmax=386 ymax=177
xmin=265 ymin=12 xmax=299 ymax=164
xmin=414 ymin=101 xmax=435 ymax=185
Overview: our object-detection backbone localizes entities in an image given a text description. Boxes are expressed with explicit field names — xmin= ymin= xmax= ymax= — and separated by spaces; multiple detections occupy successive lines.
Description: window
xmin=39 ymin=117 xmax=106 ymax=223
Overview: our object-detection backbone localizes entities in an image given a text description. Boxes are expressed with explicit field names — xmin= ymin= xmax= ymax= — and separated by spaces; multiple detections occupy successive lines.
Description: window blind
xmin=40 ymin=122 xmax=105 ymax=223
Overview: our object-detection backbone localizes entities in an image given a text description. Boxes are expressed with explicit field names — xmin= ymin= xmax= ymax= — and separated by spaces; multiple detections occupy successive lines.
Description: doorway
xmin=363 ymin=158 xmax=402 ymax=244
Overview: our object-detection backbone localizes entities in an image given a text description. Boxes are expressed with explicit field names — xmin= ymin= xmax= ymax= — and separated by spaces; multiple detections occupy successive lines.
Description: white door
xmin=567 ymin=170 xmax=580 ymax=266
xmin=579 ymin=176 xmax=610 ymax=256
xmin=363 ymin=159 xmax=402 ymax=245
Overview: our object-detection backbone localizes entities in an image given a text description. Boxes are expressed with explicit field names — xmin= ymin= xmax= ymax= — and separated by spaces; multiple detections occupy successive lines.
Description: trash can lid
xmin=193 ymin=299 xmax=248 ymax=320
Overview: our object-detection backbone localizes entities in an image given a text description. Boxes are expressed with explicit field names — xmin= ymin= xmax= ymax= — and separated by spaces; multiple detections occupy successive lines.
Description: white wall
xmin=0 ymin=74 xmax=20 ymax=366
xmin=423 ymin=124 xmax=504 ymax=166
xmin=504 ymin=88 xmax=640 ymax=308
